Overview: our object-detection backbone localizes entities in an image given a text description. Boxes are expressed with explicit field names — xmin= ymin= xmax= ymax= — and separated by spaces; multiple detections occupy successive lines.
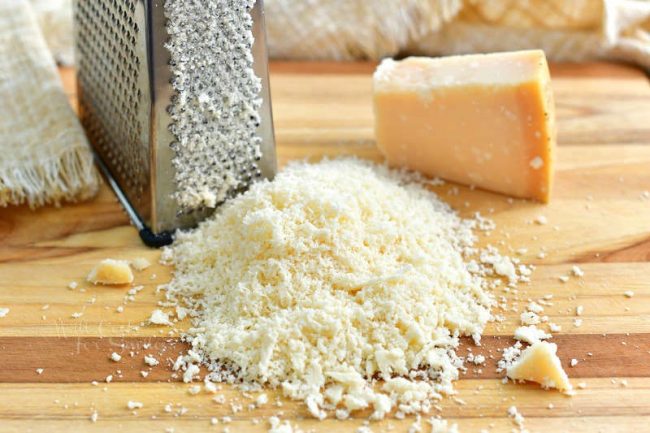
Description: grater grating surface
xmin=76 ymin=0 xmax=149 ymax=214
xmin=74 ymin=0 xmax=276 ymax=246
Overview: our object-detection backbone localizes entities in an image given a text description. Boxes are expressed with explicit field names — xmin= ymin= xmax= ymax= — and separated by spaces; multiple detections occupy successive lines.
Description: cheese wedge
xmin=507 ymin=341 xmax=572 ymax=391
xmin=373 ymin=50 xmax=556 ymax=202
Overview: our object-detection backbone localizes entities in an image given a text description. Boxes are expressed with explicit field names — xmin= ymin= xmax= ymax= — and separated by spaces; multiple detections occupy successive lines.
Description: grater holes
xmin=76 ymin=0 xmax=147 ymax=201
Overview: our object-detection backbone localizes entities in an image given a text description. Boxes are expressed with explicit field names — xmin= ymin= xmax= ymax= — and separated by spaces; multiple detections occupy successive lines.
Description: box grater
xmin=73 ymin=0 xmax=276 ymax=247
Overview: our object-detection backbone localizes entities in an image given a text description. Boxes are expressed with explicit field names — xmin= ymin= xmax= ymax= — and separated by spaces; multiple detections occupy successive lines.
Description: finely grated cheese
xmin=163 ymin=158 xmax=525 ymax=419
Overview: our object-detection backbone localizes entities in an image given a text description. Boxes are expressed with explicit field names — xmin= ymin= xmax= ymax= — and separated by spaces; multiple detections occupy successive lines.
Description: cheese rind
xmin=373 ymin=50 xmax=556 ymax=202
xmin=506 ymin=341 xmax=571 ymax=391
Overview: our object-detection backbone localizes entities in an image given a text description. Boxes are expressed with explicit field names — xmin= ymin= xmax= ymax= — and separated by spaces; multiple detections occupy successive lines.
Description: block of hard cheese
xmin=373 ymin=50 xmax=556 ymax=202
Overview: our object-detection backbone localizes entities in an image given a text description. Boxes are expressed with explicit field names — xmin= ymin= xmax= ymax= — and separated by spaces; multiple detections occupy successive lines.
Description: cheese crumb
xmin=90 ymin=410 xmax=98 ymax=423
xmin=87 ymin=259 xmax=134 ymax=285
xmin=534 ymin=215 xmax=548 ymax=225
xmin=68 ymin=281 xmax=78 ymax=290
xmin=526 ymin=302 xmax=544 ymax=314
xmin=429 ymin=418 xmax=459 ymax=433
xmin=105 ymin=375 xmax=113 ymax=383
xmin=256 ymin=393 xmax=268 ymax=406
xmin=268 ymin=416 xmax=294 ymax=433
xmin=576 ymin=305 xmax=584 ymax=316
xmin=204 ymin=380 xmax=219 ymax=394
xmin=507 ymin=406 xmax=525 ymax=428
xmin=0 ymin=308 xmax=9 ymax=318
xmin=149 ymin=309 xmax=172 ymax=326
xmin=520 ymin=311 xmax=540 ymax=326
xmin=535 ymin=215 xmax=548 ymax=226
xmin=514 ymin=325 xmax=552 ymax=345
xmin=570 ymin=359 xmax=579 ymax=367
xmin=529 ymin=156 xmax=544 ymax=170
xmin=144 ymin=355 xmax=159 ymax=366
xmin=131 ymin=258 xmax=151 ymax=271
xmin=571 ymin=266 xmax=584 ymax=277
xmin=127 ymin=401 xmax=144 ymax=410
xmin=188 ymin=385 xmax=201 ymax=395
xmin=623 ymin=291 xmax=635 ymax=298
xmin=36 ymin=368 xmax=44 ymax=375
xmin=183 ymin=364 xmax=200 ymax=383
xmin=110 ymin=352 xmax=122 ymax=362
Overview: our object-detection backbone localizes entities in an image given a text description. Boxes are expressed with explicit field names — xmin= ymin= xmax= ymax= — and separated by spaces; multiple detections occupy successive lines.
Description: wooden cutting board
xmin=1 ymin=62 xmax=649 ymax=433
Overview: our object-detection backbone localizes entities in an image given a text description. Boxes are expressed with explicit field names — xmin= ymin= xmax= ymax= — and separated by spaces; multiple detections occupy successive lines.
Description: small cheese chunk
xmin=507 ymin=341 xmax=572 ymax=391
xmin=144 ymin=355 xmax=160 ymax=366
xmin=87 ymin=259 xmax=134 ymax=285
xmin=374 ymin=50 xmax=556 ymax=202
xmin=131 ymin=257 xmax=151 ymax=271
xmin=514 ymin=325 xmax=551 ymax=345
xmin=149 ymin=309 xmax=172 ymax=326
xmin=127 ymin=401 xmax=143 ymax=410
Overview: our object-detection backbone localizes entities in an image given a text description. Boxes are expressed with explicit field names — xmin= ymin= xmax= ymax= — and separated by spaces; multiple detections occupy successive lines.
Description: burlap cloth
xmin=0 ymin=0 xmax=98 ymax=208
xmin=266 ymin=0 xmax=650 ymax=69
xmin=31 ymin=0 xmax=650 ymax=70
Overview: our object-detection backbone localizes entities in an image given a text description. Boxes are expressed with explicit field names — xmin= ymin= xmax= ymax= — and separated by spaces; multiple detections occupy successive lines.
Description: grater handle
xmin=138 ymin=227 xmax=174 ymax=249
xmin=94 ymin=154 xmax=174 ymax=248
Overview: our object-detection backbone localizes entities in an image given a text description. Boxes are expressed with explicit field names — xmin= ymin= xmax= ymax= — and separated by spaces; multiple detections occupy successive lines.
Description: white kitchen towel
xmin=0 ymin=0 xmax=98 ymax=208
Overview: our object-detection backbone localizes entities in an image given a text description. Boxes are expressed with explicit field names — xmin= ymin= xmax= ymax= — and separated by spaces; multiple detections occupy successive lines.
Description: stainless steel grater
xmin=73 ymin=0 xmax=276 ymax=247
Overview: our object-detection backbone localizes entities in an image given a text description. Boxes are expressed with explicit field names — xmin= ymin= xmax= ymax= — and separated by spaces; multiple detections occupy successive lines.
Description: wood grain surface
xmin=1 ymin=62 xmax=649 ymax=433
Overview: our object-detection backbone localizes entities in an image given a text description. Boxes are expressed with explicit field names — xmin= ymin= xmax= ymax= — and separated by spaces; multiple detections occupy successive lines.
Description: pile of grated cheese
xmin=162 ymin=158 xmax=524 ymax=420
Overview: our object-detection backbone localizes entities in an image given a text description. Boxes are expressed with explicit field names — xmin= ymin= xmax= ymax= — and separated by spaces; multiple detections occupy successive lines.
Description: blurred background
xmin=31 ymin=0 xmax=650 ymax=69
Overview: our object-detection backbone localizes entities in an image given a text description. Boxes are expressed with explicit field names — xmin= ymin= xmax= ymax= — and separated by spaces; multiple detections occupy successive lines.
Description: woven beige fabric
xmin=0 ymin=0 xmax=98 ymax=208
xmin=264 ymin=0 xmax=650 ymax=69
xmin=29 ymin=0 xmax=74 ymax=65
xmin=266 ymin=0 xmax=463 ymax=60
xmin=28 ymin=0 xmax=650 ymax=68
xmin=414 ymin=0 xmax=650 ymax=69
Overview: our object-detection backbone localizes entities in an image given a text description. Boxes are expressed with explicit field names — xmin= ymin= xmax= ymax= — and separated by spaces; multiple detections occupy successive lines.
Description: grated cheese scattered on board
xmin=163 ymin=158 xmax=526 ymax=420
